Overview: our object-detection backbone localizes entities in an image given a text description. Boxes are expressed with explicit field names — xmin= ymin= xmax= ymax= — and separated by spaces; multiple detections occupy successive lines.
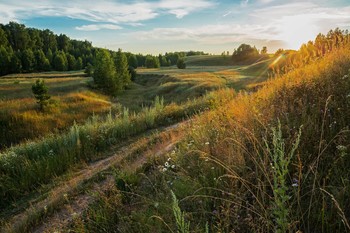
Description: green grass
xmin=65 ymin=46 xmax=350 ymax=232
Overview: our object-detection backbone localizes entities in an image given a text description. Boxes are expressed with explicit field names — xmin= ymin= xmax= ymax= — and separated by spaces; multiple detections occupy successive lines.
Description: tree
xmin=66 ymin=54 xmax=76 ymax=70
xmin=32 ymin=79 xmax=51 ymax=111
xmin=177 ymin=58 xmax=186 ymax=69
xmin=93 ymin=49 xmax=117 ymax=93
xmin=145 ymin=55 xmax=160 ymax=68
xmin=53 ymin=51 xmax=68 ymax=71
xmin=232 ymin=44 xmax=260 ymax=62
xmin=21 ymin=49 xmax=35 ymax=72
xmin=115 ymin=49 xmax=131 ymax=89
xmin=128 ymin=66 xmax=137 ymax=81
xmin=85 ymin=63 xmax=93 ymax=76
xmin=128 ymin=54 xmax=138 ymax=69
xmin=261 ymin=46 xmax=268 ymax=55
xmin=75 ymin=57 xmax=83 ymax=70
xmin=0 ymin=46 xmax=11 ymax=75
xmin=35 ymin=49 xmax=50 ymax=71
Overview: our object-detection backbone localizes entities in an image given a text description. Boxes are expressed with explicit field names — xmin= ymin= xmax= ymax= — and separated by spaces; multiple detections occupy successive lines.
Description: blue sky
xmin=1 ymin=0 xmax=350 ymax=54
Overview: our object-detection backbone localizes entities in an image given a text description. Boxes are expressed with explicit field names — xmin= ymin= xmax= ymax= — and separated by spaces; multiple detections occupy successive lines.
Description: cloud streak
xmin=0 ymin=0 xmax=215 ymax=26
xmin=75 ymin=24 xmax=122 ymax=31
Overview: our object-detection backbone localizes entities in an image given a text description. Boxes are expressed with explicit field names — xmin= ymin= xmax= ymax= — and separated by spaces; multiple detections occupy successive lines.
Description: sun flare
xmin=278 ymin=15 xmax=319 ymax=50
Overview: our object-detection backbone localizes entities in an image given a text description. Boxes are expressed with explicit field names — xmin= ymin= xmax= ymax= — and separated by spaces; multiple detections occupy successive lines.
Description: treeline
xmin=231 ymin=44 xmax=268 ymax=63
xmin=128 ymin=51 xmax=207 ymax=69
xmin=0 ymin=22 xmax=96 ymax=75
xmin=0 ymin=21 xmax=208 ymax=76
xmin=271 ymin=28 xmax=350 ymax=75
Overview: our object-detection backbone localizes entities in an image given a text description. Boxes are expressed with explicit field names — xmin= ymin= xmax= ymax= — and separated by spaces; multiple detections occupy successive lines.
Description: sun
xmin=278 ymin=15 xmax=319 ymax=50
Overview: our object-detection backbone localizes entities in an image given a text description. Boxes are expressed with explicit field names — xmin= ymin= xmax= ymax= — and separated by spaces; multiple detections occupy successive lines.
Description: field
xmin=0 ymin=57 xmax=272 ymax=148
xmin=4 ymin=47 xmax=350 ymax=233
xmin=118 ymin=57 xmax=272 ymax=110
xmin=0 ymin=73 xmax=112 ymax=148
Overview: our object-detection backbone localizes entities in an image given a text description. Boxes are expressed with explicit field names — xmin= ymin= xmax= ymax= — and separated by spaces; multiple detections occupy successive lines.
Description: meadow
xmin=3 ymin=42 xmax=349 ymax=232
xmin=60 ymin=44 xmax=350 ymax=233
xmin=0 ymin=57 xmax=271 ymax=149
xmin=0 ymin=74 xmax=112 ymax=149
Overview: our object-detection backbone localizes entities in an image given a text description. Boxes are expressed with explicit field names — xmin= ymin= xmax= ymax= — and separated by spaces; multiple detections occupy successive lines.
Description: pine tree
xmin=115 ymin=49 xmax=131 ymax=89
xmin=93 ymin=49 xmax=118 ymax=94
xmin=32 ymin=79 xmax=51 ymax=111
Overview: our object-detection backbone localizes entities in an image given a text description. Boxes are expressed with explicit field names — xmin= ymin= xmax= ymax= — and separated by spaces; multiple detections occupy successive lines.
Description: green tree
xmin=66 ymin=54 xmax=76 ymax=70
xmin=21 ymin=49 xmax=35 ymax=72
xmin=93 ymin=49 xmax=117 ymax=93
xmin=128 ymin=54 xmax=138 ymax=69
xmin=75 ymin=57 xmax=83 ymax=70
xmin=85 ymin=63 xmax=93 ymax=76
xmin=115 ymin=49 xmax=131 ymax=89
xmin=32 ymin=79 xmax=51 ymax=111
xmin=0 ymin=46 xmax=11 ymax=75
xmin=177 ymin=58 xmax=186 ymax=69
xmin=35 ymin=49 xmax=50 ymax=71
xmin=261 ymin=46 xmax=268 ymax=55
xmin=145 ymin=55 xmax=160 ymax=68
xmin=53 ymin=51 xmax=68 ymax=71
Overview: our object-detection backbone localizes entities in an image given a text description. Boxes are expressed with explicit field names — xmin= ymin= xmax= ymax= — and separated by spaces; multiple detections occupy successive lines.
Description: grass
xmin=0 ymin=89 xmax=234 ymax=213
xmin=65 ymin=45 xmax=350 ymax=232
xmin=0 ymin=75 xmax=112 ymax=149
xmin=119 ymin=59 xmax=271 ymax=111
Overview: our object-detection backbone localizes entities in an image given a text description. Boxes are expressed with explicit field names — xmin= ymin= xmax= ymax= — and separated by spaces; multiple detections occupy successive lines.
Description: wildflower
xmin=205 ymin=142 xmax=210 ymax=145
xmin=163 ymin=167 xmax=167 ymax=172
xmin=337 ymin=145 xmax=346 ymax=151
xmin=211 ymin=167 xmax=214 ymax=170
xmin=205 ymin=158 xmax=209 ymax=162
xmin=165 ymin=162 xmax=169 ymax=167
xmin=167 ymin=157 xmax=171 ymax=161
xmin=154 ymin=202 xmax=159 ymax=208
xmin=171 ymin=150 xmax=176 ymax=155
xmin=171 ymin=165 xmax=175 ymax=169
xmin=292 ymin=178 xmax=299 ymax=187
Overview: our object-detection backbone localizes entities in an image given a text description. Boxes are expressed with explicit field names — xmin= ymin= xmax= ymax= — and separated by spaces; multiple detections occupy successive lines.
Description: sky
xmin=0 ymin=0 xmax=350 ymax=54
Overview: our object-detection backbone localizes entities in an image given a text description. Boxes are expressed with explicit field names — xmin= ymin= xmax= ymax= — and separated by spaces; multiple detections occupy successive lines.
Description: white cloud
xmin=0 ymin=0 xmax=215 ymax=25
xmin=75 ymin=24 xmax=122 ymax=31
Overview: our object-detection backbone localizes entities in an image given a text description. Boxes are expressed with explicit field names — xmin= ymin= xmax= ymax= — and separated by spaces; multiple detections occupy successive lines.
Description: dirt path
xmin=2 ymin=122 xmax=186 ymax=233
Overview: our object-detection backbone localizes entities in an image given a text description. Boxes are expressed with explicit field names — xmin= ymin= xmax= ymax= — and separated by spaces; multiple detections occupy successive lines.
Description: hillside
xmin=56 ymin=35 xmax=350 ymax=233
xmin=1 ymin=24 xmax=350 ymax=233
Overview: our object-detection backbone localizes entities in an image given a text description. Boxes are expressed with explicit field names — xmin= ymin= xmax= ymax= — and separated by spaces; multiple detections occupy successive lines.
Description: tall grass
xmin=0 ymin=89 xmax=234 ymax=210
xmin=70 ymin=45 xmax=350 ymax=232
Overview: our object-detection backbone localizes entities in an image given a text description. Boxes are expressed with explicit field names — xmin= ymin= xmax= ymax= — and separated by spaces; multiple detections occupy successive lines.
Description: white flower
xmin=163 ymin=167 xmax=167 ymax=172
xmin=205 ymin=142 xmax=210 ymax=145
xmin=171 ymin=165 xmax=175 ymax=169
xmin=165 ymin=162 xmax=169 ymax=167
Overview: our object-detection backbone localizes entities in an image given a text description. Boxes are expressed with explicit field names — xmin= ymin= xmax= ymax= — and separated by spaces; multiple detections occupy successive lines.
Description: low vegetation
xmin=64 ymin=31 xmax=350 ymax=232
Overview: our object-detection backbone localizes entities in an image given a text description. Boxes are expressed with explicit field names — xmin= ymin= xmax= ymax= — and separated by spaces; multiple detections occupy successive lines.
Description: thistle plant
xmin=265 ymin=122 xmax=302 ymax=233
xmin=171 ymin=190 xmax=190 ymax=233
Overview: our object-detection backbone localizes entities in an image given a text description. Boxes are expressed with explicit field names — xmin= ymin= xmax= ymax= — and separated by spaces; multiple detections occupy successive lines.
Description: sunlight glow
xmin=278 ymin=15 xmax=319 ymax=50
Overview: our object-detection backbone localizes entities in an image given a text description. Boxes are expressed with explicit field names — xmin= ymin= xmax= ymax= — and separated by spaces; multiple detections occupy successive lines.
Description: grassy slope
xmin=67 ymin=47 xmax=350 ymax=232
xmin=0 ymin=74 xmax=111 ymax=149
xmin=118 ymin=58 xmax=272 ymax=111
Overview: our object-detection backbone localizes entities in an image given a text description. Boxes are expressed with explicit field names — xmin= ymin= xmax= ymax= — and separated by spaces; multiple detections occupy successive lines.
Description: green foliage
xmin=21 ymin=49 xmax=35 ymax=72
xmin=85 ymin=63 xmax=94 ymax=76
xmin=145 ymin=55 xmax=160 ymax=68
xmin=53 ymin=51 xmax=68 ymax=71
xmin=265 ymin=122 xmax=302 ymax=233
xmin=171 ymin=190 xmax=190 ymax=233
xmin=128 ymin=54 xmax=138 ymax=68
xmin=128 ymin=66 xmax=137 ymax=81
xmin=35 ymin=49 xmax=50 ymax=71
xmin=115 ymin=48 xmax=131 ymax=89
xmin=232 ymin=43 xmax=260 ymax=62
xmin=176 ymin=58 xmax=186 ymax=69
xmin=31 ymin=79 xmax=51 ymax=111
xmin=93 ymin=49 xmax=118 ymax=93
